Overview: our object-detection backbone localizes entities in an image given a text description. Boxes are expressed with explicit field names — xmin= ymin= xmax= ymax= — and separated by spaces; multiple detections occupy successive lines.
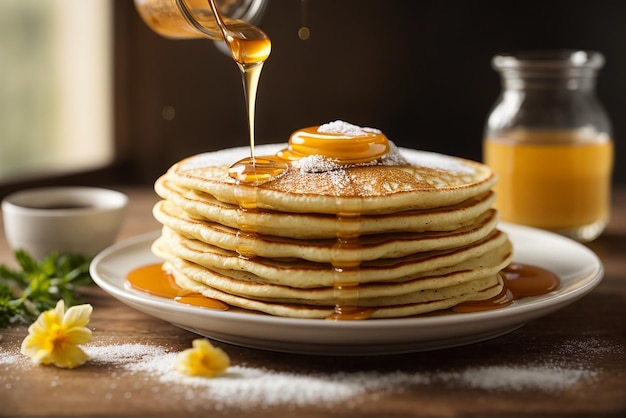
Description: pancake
xmin=161 ymin=144 xmax=497 ymax=215
xmin=153 ymin=199 xmax=501 ymax=262
xmin=154 ymin=177 xmax=497 ymax=239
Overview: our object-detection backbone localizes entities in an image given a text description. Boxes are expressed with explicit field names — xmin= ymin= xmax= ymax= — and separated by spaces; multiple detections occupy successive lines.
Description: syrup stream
xmin=206 ymin=0 xmax=271 ymax=163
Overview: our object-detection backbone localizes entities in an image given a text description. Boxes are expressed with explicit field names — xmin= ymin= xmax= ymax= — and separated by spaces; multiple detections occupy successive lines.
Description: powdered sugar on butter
xmin=292 ymin=154 xmax=343 ymax=173
xmin=292 ymin=142 xmax=408 ymax=174
xmin=317 ymin=120 xmax=382 ymax=136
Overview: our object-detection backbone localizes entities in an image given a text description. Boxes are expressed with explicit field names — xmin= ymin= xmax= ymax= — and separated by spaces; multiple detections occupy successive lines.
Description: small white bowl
xmin=2 ymin=186 xmax=128 ymax=260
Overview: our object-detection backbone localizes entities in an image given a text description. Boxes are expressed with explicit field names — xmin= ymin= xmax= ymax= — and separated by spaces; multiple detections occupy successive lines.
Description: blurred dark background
xmin=114 ymin=0 xmax=625 ymax=186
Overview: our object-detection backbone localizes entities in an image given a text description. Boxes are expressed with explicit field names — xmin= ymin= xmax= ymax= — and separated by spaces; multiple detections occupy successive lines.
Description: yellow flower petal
xmin=28 ymin=309 xmax=60 ymax=336
xmin=64 ymin=327 xmax=93 ymax=345
xmin=175 ymin=339 xmax=230 ymax=377
xmin=63 ymin=304 xmax=93 ymax=328
xmin=49 ymin=344 xmax=89 ymax=369
xmin=20 ymin=300 xmax=93 ymax=368
xmin=52 ymin=299 xmax=65 ymax=318
xmin=20 ymin=334 xmax=42 ymax=358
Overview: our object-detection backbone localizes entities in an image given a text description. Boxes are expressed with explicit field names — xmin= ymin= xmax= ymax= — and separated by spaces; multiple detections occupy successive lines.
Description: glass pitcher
xmin=483 ymin=50 xmax=614 ymax=242
xmin=134 ymin=0 xmax=268 ymax=40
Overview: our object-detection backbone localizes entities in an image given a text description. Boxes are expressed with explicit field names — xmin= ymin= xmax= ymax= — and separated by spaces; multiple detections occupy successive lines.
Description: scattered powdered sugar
xmin=122 ymin=351 xmax=433 ymax=410
xmin=0 ymin=337 xmax=620 ymax=411
xmin=85 ymin=343 xmax=171 ymax=366
xmin=317 ymin=120 xmax=382 ymax=136
xmin=560 ymin=336 xmax=624 ymax=359
xmin=0 ymin=350 xmax=22 ymax=366
xmin=110 ymin=343 xmax=602 ymax=411
xmin=439 ymin=365 xmax=595 ymax=392
xmin=130 ymin=358 xmax=431 ymax=409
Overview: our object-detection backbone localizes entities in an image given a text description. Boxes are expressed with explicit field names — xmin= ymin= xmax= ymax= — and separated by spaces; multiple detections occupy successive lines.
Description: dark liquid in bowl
xmin=25 ymin=204 xmax=93 ymax=210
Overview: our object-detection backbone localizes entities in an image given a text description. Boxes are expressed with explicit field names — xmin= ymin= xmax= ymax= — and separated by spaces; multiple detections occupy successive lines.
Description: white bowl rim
xmin=1 ymin=186 xmax=129 ymax=215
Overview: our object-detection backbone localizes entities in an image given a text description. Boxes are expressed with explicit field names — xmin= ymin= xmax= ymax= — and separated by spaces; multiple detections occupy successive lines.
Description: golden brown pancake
xmin=161 ymin=144 xmax=497 ymax=215
xmin=154 ymin=177 xmax=497 ymax=239
xmin=153 ymin=199 xmax=501 ymax=262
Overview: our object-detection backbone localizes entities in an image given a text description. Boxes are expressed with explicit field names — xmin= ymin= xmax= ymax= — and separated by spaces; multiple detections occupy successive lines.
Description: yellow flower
xmin=21 ymin=300 xmax=93 ymax=368
xmin=175 ymin=338 xmax=230 ymax=377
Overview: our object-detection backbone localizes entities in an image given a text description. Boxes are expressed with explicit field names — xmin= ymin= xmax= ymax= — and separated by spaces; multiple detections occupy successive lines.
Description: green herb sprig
xmin=0 ymin=249 xmax=93 ymax=327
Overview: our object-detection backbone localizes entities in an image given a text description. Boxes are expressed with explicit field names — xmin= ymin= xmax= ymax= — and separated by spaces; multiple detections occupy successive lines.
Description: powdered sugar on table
xmin=0 ymin=336 xmax=621 ymax=412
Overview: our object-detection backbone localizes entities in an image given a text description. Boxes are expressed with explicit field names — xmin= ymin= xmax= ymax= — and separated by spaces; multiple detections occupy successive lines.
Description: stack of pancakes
xmin=151 ymin=142 xmax=512 ymax=319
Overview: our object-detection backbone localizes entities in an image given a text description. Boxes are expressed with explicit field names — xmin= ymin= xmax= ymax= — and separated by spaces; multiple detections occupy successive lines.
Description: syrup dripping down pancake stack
xmin=151 ymin=121 xmax=513 ymax=319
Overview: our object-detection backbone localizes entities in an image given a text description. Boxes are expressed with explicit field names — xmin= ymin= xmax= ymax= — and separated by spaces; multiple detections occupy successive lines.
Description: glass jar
xmin=483 ymin=50 xmax=614 ymax=242
xmin=134 ymin=0 xmax=268 ymax=40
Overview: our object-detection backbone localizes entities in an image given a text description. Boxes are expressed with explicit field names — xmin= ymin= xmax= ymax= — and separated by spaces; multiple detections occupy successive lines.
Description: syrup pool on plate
xmin=127 ymin=263 xmax=228 ymax=310
xmin=126 ymin=261 xmax=560 ymax=316
xmin=452 ymin=262 xmax=560 ymax=313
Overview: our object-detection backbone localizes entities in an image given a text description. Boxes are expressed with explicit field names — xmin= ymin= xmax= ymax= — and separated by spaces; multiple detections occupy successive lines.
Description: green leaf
xmin=0 ymin=249 xmax=94 ymax=327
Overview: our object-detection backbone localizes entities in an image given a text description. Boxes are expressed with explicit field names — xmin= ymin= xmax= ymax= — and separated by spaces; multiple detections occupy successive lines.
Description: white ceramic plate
xmin=90 ymin=223 xmax=603 ymax=355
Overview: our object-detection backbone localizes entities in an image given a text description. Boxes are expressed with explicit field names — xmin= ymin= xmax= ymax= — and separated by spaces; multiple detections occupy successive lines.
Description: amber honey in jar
xmin=483 ymin=50 xmax=614 ymax=242
xmin=133 ymin=0 xmax=268 ymax=40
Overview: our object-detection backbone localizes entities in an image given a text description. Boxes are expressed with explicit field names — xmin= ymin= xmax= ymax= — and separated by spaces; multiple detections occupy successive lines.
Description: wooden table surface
xmin=1 ymin=186 xmax=625 ymax=418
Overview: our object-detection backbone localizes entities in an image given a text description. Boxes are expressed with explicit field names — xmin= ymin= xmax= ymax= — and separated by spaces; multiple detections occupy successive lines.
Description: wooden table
xmin=1 ymin=186 xmax=625 ymax=418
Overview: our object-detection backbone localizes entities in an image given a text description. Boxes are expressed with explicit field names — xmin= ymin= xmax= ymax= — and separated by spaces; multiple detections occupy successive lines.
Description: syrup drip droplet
xmin=228 ymin=156 xmax=288 ymax=184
